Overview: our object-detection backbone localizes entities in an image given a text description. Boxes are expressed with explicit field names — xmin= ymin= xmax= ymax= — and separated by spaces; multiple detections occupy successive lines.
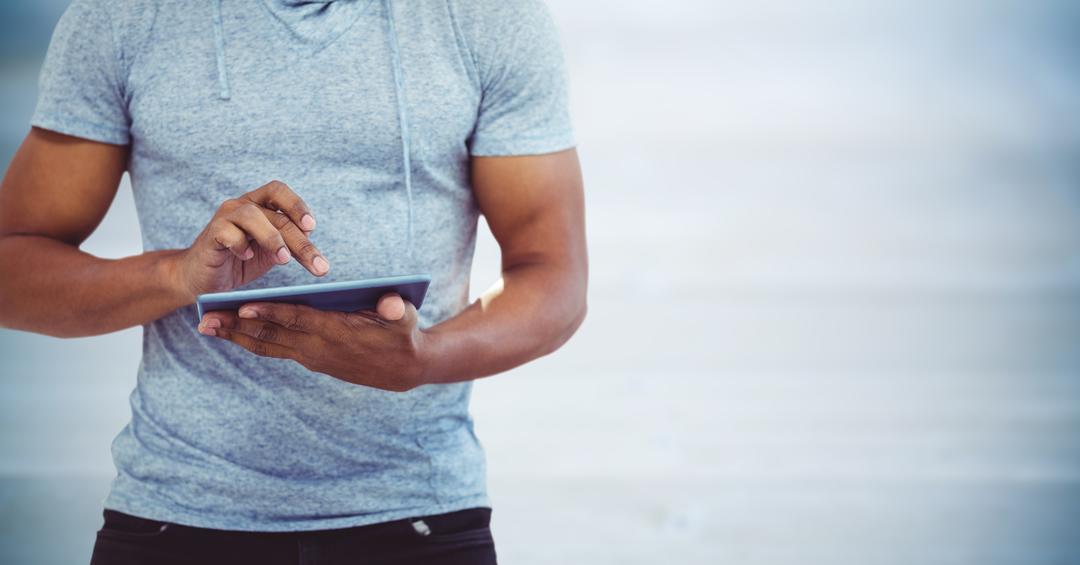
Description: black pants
xmin=89 ymin=508 xmax=497 ymax=565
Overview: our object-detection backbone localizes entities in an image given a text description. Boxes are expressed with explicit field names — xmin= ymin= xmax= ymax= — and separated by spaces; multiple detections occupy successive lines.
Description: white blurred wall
xmin=2 ymin=1 xmax=1079 ymax=564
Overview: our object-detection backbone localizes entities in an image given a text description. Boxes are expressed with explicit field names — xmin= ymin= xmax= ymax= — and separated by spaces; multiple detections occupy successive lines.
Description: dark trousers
xmin=89 ymin=508 xmax=497 ymax=565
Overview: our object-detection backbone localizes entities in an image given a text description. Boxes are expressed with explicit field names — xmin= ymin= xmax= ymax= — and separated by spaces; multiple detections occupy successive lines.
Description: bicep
xmin=470 ymin=148 xmax=586 ymax=270
xmin=0 ymin=127 xmax=128 ymax=245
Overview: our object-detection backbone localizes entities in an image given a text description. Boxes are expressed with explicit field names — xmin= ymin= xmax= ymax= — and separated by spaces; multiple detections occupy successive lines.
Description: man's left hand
xmin=197 ymin=293 xmax=428 ymax=392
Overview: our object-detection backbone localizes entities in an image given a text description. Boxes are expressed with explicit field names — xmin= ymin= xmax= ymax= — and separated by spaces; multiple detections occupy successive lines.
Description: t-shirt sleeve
xmin=31 ymin=0 xmax=130 ymax=145
xmin=460 ymin=0 xmax=575 ymax=157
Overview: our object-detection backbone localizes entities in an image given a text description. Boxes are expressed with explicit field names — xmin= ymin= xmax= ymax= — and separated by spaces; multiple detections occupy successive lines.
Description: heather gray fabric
xmin=31 ymin=0 xmax=573 ymax=531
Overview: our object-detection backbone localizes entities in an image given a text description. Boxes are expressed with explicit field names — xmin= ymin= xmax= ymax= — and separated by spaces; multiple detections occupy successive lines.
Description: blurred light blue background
xmin=2 ymin=1 xmax=1080 ymax=564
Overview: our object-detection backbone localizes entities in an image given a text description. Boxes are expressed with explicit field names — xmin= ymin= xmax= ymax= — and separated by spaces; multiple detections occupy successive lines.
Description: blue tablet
xmin=195 ymin=274 xmax=431 ymax=320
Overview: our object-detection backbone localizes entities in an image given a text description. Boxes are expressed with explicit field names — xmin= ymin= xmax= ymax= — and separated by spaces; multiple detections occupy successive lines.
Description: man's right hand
xmin=172 ymin=180 xmax=329 ymax=303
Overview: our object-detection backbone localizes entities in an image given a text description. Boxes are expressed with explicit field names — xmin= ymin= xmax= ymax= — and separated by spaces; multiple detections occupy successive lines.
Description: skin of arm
xmin=0 ymin=128 xmax=181 ymax=337
xmin=198 ymin=148 xmax=589 ymax=389
xmin=0 ymin=128 xmax=328 ymax=338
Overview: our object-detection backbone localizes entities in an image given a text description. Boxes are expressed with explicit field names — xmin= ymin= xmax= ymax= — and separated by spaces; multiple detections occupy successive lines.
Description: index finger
xmin=244 ymin=180 xmax=317 ymax=232
xmin=261 ymin=208 xmax=329 ymax=276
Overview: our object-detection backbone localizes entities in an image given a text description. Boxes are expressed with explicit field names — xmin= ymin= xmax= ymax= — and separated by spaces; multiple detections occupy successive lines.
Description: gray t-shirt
xmin=32 ymin=0 xmax=573 ymax=531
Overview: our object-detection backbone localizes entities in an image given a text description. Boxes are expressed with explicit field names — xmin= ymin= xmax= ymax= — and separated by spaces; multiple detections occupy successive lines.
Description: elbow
xmin=0 ymin=270 xmax=90 ymax=339
xmin=0 ymin=308 xmax=86 ymax=339
xmin=565 ymin=297 xmax=588 ymax=344
xmin=540 ymin=290 xmax=587 ymax=358
xmin=0 ymin=260 xmax=15 ymax=331
xmin=36 ymin=326 xmax=94 ymax=340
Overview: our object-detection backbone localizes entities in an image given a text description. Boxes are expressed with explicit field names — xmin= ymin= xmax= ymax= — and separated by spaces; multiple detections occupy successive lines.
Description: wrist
xmin=414 ymin=327 xmax=443 ymax=386
xmin=157 ymin=249 xmax=195 ymax=306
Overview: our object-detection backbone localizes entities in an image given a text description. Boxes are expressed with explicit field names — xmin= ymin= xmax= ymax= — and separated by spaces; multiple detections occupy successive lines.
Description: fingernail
xmin=204 ymin=318 xmax=221 ymax=329
xmin=241 ymin=248 xmax=255 ymax=260
xmin=276 ymin=247 xmax=291 ymax=264
xmin=313 ymin=256 xmax=329 ymax=275
xmin=199 ymin=326 xmax=217 ymax=337
xmin=239 ymin=308 xmax=257 ymax=319
xmin=300 ymin=214 xmax=316 ymax=231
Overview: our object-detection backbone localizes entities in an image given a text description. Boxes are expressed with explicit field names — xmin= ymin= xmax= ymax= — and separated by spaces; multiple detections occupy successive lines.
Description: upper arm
xmin=1 ymin=0 xmax=132 ymax=245
xmin=461 ymin=1 xmax=583 ymax=274
xmin=471 ymin=149 xmax=586 ymax=273
xmin=0 ymin=127 xmax=128 ymax=245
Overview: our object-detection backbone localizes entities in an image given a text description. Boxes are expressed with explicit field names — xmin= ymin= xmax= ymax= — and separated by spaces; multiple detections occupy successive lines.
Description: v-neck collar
xmin=258 ymin=0 xmax=374 ymax=51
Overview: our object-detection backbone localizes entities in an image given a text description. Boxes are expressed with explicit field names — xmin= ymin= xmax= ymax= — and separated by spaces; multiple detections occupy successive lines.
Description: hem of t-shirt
xmin=469 ymin=131 xmax=576 ymax=157
xmin=30 ymin=112 xmax=130 ymax=146
xmin=102 ymin=491 xmax=493 ymax=532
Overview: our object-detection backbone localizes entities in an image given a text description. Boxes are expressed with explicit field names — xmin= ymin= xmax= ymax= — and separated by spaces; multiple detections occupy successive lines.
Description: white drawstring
xmin=382 ymin=0 xmax=415 ymax=261
xmin=212 ymin=0 xmax=231 ymax=100
xmin=212 ymin=0 xmax=413 ymax=260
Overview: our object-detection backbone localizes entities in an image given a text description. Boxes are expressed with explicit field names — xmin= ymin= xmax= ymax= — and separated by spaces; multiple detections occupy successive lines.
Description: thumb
xmin=376 ymin=293 xmax=406 ymax=321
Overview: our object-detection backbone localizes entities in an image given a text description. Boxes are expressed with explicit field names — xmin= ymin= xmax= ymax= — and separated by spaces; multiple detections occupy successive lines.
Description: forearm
xmin=420 ymin=260 xmax=587 ymax=383
xmin=0 ymin=235 xmax=188 ymax=337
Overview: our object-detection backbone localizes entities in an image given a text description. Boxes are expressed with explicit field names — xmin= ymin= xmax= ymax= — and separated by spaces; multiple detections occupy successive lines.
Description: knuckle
xmin=238 ymin=202 xmax=262 ymax=218
xmin=294 ymin=238 xmax=317 ymax=257
xmin=266 ymin=211 xmax=292 ymax=229
xmin=284 ymin=313 xmax=305 ymax=331
xmin=265 ymin=180 xmax=293 ymax=202
xmin=255 ymin=323 xmax=278 ymax=342
xmin=217 ymin=198 xmax=240 ymax=213
xmin=210 ymin=228 xmax=239 ymax=248
xmin=265 ymin=307 xmax=301 ymax=330
xmin=208 ymin=217 xmax=229 ymax=234
xmin=266 ymin=181 xmax=305 ymax=211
